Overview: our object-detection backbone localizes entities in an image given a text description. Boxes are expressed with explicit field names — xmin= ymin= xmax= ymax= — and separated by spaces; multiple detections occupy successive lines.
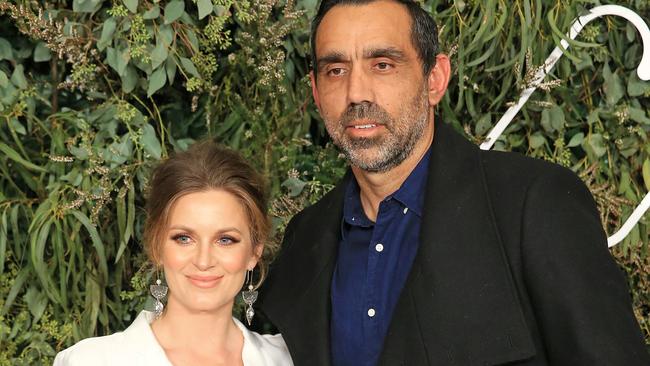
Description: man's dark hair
xmin=310 ymin=0 xmax=439 ymax=77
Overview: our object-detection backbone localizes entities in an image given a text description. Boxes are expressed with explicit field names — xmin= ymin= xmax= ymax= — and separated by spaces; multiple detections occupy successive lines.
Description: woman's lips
xmin=187 ymin=275 xmax=223 ymax=288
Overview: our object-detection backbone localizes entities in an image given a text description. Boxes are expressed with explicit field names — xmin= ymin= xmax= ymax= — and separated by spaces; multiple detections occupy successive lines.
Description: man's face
xmin=312 ymin=0 xmax=432 ymax=172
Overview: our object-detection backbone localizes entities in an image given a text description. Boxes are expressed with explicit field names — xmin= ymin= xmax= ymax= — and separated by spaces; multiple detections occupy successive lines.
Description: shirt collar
xmin=342 ymin=144 xmax=432 ymax=225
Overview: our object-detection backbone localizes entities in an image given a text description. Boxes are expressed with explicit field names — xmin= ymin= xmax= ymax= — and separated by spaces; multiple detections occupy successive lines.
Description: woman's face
xmin=161 ymin=189 xmax=261 ymax=315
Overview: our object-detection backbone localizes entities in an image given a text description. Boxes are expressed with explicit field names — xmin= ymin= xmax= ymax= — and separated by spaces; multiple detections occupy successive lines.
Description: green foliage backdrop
xmin=0 ymin=0 xmax=647 ymax=363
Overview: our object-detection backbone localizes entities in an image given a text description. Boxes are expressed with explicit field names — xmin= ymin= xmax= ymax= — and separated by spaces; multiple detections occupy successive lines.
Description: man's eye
xmin=375 ymin=62 xmax=392 ymax=70
xmin=327 ymin=67 xmax=345 ymax=76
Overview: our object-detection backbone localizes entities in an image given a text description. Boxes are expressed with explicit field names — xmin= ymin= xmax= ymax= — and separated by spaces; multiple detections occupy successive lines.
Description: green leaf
xmin=0 ymin=142 xmax=46 ymax=172
xmin=123 ymin=0 xmax=138 ymax=13
xmin=0 ymin=38 xmax=14 ymax=61
xmin=150 ymin=41 xmax=168 ymax=70
xmin=567 ymin=132 xmax=584 ymax=148
xmin=33 ymin=42 xmax=51 ymax=62
xmin=474 ymin=114 xmax=492 ymax=136
xmin=72 ymin=0 xmax=102 ymax=13
xmin=643 ymin=159 xmax=650 ymax=192
xmin=164 ymin=0 xmax=185 ymax=24
xmin=117 ymin=47 xmax=130 ymax=77
xmin=180 ymin=57 xmax=200 ymax=77
xmin=147 ymin=67 xmax=166 ymax=97
xmin=0 ymin=70 xmax=7 ymax=88
xmin=69 ymin=210 xmax=108 ymax=282
xmin=158 ymin=24 xmax=174 ymax=46
xmin=0 ymin=210 xmax=7 ymax=274
xmin=627 ymin=70 xmax=650 ymax=97
xmin=141 ymin=124 xmax=162 ymax=159
xmin=98 ymin=18 xmax=117 ymax=51
xmin=8 ymin=118 xmax=26 ymax=135
xmin=165 ymin=56 xmax=177 ymax=85
xmin=584 ymin=133 xmax=607 ymax=158
xmin=529 ymin=133 xmax=546 ymax=149
xmin=121 ymin=65 xmax=138 ymax=93
xmin=603 ymin=64 xmax=624 ymax=106
xmin=25 ymin=286 xmax=48 ymax=322
xmin=10 ymin=65 xmax=28 ymax=89
xmin=143 ymin=5 xmax=160 ymax=19
xmin=282 ymin=177 xmax=307 ymax=197
xmin=197 ymin=0 xmax=213 ymax=19
xmin=1 ymin=268 xmax=28 ymax=316
xmin=628 ymin=107 xmax=650 ymax=125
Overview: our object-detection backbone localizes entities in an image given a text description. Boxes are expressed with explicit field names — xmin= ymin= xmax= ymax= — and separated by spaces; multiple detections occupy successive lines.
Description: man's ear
xmin=427 ymin=54 xmax=451 ymax=107
xmin=310 ymin=71 xmax=322 ymax=110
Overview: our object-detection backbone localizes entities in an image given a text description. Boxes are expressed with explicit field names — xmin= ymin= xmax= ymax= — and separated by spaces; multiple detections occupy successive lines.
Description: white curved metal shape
xmin=478 ymin=5 xmax=650 ymax=247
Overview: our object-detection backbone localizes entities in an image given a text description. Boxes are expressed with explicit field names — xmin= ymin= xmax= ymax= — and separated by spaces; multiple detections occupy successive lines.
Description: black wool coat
xmin=258 ymin=122 xmax=650 ymax=366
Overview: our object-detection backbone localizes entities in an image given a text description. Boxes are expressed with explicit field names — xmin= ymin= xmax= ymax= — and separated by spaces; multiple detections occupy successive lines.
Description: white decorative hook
xmin=478 ymin=5 xmax=650 ymax=247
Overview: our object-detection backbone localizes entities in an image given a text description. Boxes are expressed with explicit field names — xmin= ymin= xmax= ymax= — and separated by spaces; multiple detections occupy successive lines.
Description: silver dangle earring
xmin=150 ymin=269 xmax=168 ymax=318
xmin=241 ymin=269 xmax=258 ymax=326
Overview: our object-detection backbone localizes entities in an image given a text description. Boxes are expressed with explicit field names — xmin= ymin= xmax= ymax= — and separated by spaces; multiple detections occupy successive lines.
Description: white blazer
xmin=53 ymin=311 xmax=293 ymax=366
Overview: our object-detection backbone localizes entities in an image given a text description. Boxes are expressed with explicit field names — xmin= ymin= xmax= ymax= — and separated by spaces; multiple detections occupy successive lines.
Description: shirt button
xmin=403 ymin=207 xmax=409 ymax=214
xmin=375 ymin=243 xmax=384 ymax=252
xmin=367 ymin=308 xmax=376 ymax=317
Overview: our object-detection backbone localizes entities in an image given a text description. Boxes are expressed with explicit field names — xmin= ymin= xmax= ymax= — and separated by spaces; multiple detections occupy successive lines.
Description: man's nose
xmin=193 ymin=242 xmax=215 ymax=271
xmin=346 ymin=67 xmax=374 ymax=105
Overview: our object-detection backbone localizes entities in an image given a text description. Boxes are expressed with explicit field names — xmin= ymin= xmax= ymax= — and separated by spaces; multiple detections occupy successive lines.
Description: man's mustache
xmin=339 ymin=102 xmax=393 ymax=128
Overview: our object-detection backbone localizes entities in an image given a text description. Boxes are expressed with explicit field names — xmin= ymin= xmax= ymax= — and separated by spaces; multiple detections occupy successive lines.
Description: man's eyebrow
xmin=364 ymin=47 xmax=407 ymax=62
xmin=316 ymin=51 xmax=347 ymax=71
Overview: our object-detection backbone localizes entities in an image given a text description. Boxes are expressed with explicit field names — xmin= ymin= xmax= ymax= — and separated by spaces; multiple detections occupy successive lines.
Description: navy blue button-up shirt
xmin=331 ymin=148 xmax=431 ymax=366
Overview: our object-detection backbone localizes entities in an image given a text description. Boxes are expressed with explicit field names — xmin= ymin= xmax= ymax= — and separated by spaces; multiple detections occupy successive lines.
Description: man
xmin=258 ymin=1 xmax=650 ymax=365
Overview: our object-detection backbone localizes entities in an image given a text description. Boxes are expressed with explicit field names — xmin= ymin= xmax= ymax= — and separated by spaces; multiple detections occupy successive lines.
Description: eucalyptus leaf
xmin=8 ymin=118 xmax=26 ymax=135
xmin=641 ymin=158 xmax=650 ymax=191
xmin=141 ymin=124 xmax=162 ymax=159
xmin=10 ymin=65 xmax=28 ymax=89
xmin=180 ymin=57 xmax=200 ymax=78
xmin=33 ymin=43 xmax=51 ymax=62
xmin=529 ymin=133 xmax=546 ymax=149
xmin=72 ymin=0 xmax=102 ymax=13
xmin=150 ymin=41 xmax=168 ymax=70
xmin=164 ymin=1 xmax=185 ymax=24
xmin=98 ymin=18 xmax=117 ymax=51
xmin=165 ymin=56 xmax=177 ymax=85
xmin=0 ymin=70 xmax=8 ymax=88
xmin=583 ymin=133 xmax=607 ymax=158
xmin=627 ymin=70 xmax=650 ymax=97
xmin=282 ymin=177 xmax=307 ymax=197
xmin=602 ymin=63 xmax=624 ymax=106
xmin=120 ymin=65 xmax=138 ymax=93
xmin=197 ymin=0 xmax=213 ymax=19
xmin=474 ymin=114 xmax=492 ymax=136
xmin=123 ymin=0 xmax=138 ymax=13
xmin=0 ymin=38 xmax=13 ymax=61
xmin=567 ymin=132 xmax=584 ymax=148
xmin=147 ymin=67 xmax=166 ymax=97
xmin=143 ymin=5 xmax=161 ymax=19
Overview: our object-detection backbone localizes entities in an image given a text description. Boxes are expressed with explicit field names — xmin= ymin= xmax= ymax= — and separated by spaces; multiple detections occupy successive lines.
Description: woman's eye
xmin=173 ymin=234 xmax=192 ymax=245
xmin=218 ymin=236 xmax=238 ymax=246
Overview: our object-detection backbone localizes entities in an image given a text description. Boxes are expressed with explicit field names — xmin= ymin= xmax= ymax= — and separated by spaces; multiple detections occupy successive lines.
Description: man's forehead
xmin=315 ymin=1 xmax=413 ymax=57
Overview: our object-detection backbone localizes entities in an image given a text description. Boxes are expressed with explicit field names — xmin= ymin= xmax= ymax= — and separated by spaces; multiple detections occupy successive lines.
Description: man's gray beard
xmin=328 ymin=92 xmax=429 ymax=173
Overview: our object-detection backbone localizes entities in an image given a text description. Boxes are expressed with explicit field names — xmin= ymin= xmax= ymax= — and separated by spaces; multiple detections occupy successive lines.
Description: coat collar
xmin=261 ymin=123 xmax=535 ymax=365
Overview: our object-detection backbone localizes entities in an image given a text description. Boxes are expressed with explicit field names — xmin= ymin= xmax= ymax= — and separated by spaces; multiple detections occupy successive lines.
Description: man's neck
xmin=352 ymin=120 xmax=435 ymax=222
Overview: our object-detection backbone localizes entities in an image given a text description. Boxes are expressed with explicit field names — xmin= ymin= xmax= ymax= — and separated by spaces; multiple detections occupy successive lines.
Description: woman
xmin=54 ymin=142 xmax=293 ymax=365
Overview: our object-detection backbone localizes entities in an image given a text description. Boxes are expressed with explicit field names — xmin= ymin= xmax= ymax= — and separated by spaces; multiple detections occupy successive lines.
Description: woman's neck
xmin=150 ymin=301 xmax=244 ymax=365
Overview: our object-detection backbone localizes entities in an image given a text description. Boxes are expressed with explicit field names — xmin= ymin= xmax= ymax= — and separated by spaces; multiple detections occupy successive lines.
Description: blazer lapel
xmin=259 ymin=174 xmax=350 ymax=366
xmin=380 ymin=123 xmax=536 ymax=365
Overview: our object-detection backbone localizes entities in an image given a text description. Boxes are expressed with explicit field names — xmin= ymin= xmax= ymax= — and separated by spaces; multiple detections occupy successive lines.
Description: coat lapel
xmin=259 ymin=174 xmax=350 ymax=366
xmin=379 ymin=123 xmax=536 ymax=365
